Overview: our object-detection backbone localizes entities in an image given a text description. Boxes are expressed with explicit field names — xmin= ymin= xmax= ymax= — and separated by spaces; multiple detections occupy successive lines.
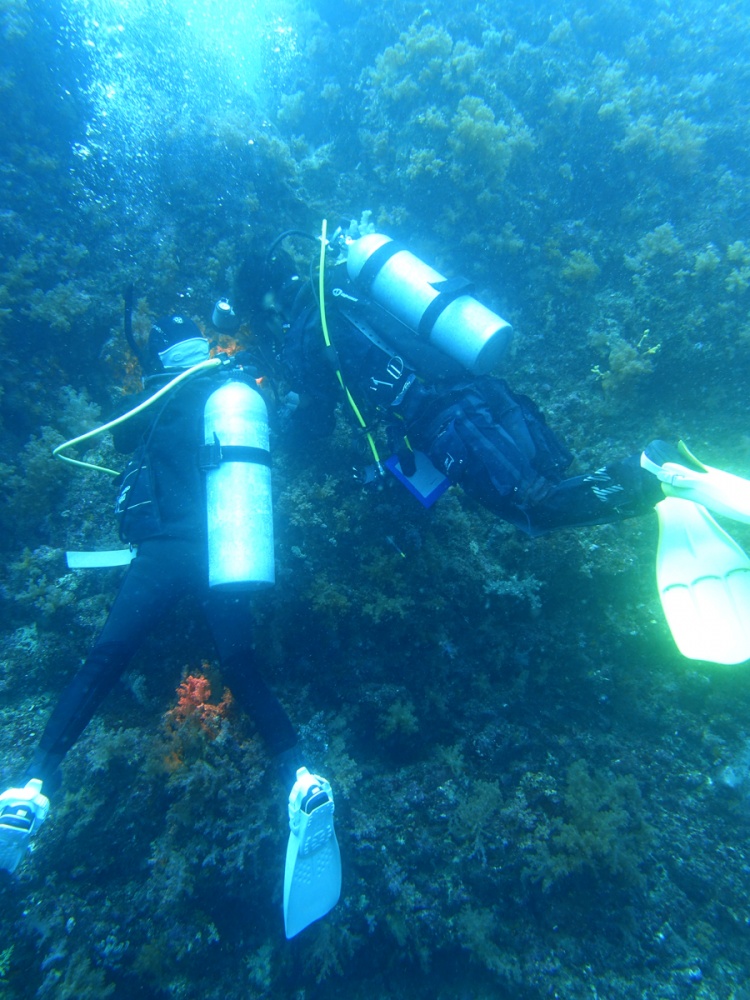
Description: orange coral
xmin=165 ymin=665 xmax=234 ymax=740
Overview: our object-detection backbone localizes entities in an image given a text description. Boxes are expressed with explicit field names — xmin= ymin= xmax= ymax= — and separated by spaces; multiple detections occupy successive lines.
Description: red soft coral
xmin=166 ymin=664 xmax=233 ymax=739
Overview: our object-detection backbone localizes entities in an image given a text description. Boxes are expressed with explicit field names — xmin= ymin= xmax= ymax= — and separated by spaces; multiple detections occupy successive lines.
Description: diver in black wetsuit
xmin=0 ymin=314 xmax=342 ymax=939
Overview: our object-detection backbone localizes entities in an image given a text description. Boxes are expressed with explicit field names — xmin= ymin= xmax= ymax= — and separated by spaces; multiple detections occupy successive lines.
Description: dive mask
xmin=158 ymin=337 xmax=210 ymax=370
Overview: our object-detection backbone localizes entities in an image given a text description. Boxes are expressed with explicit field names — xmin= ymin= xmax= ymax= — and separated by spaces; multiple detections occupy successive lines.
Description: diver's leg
xmin=202 ymin=593 xmax=340 ymax=938
xmin=25 ymin=539 xmax=194 ymax=788
xmin=203 ymin=590 xmax=298 ymax=765
xmin=518 ymin=454 xmax=664 ymax=535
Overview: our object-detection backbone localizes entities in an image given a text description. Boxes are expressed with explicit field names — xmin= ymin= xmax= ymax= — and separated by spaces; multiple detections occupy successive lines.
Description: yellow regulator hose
xmin=318 ymin=218 xmax=382 ymax=473
xmin=52 ymin=357 xmax=222 ymax=475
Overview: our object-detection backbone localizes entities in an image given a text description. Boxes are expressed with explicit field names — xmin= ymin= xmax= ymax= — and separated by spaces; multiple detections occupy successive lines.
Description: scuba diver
xmin=271 ymin=227 xmax=660 ymax=536
xmin=260 ymin=219 xmax=750 ymax=661
xmin=0 ymin=310 xmax=341 ymax=940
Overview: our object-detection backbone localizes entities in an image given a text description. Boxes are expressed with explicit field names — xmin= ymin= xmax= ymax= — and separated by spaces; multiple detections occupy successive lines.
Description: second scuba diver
xmin=265 ymin=220 xmax=750 ymax=661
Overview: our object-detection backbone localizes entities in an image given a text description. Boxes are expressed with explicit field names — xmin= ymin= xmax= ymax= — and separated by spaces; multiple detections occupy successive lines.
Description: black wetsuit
xmin=28 ymin=369 xmax=297 ymax=787
xmin=283 ymin=291 xmax=662 ymax=535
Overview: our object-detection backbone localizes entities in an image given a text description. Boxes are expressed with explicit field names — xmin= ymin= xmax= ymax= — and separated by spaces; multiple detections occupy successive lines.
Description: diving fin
xmin=283 ymin=767 xmax=341 ymax=939
xmin=642 ymin=441 xmax=750 ymax=525
xmin=654 ymin=496 xmax=750 ymax=665
xmin=0 ymin=779 xmax=50 ymax=873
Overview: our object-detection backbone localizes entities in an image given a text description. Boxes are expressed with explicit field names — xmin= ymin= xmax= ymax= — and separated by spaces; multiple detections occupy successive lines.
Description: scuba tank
xmin=203 ymin=380 xmax=274 ymax=590
xmin=346 ymin=233 xmax=512 ymax=376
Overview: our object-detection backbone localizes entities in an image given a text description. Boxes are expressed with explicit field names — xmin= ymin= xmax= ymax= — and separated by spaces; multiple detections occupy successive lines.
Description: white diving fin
xmin=283 ymin=767 xmax=341 ymax=939
xmin=654 ymin=496 xmax=750 ymax=665
xmin=0 ymin=779 xmax=50 ymax=873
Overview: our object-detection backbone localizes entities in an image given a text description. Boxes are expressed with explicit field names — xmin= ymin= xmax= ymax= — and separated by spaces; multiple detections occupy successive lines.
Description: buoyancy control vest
xmin=115 ymin=443 xmax=161 ymax=543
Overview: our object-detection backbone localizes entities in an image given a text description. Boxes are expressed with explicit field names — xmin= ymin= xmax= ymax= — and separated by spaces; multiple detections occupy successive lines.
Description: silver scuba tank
xmin=203 ymin=380 xmax=274 ymax=590
xmin=346 ymin=233 xmax=512 ymax=376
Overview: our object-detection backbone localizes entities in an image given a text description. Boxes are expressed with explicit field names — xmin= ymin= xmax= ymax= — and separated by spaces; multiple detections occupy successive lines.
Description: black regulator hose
xmin=264 ymin=229 xmax=319 ymax=269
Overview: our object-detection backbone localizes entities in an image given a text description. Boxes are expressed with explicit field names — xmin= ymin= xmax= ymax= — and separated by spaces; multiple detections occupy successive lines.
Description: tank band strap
xmin=355 ymin=240 xmax=407 ymax=289
xmin=417 ymin=276 xmax=475 ymax=341
xmin=198 ymin=440 xmax=272 ymax=470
